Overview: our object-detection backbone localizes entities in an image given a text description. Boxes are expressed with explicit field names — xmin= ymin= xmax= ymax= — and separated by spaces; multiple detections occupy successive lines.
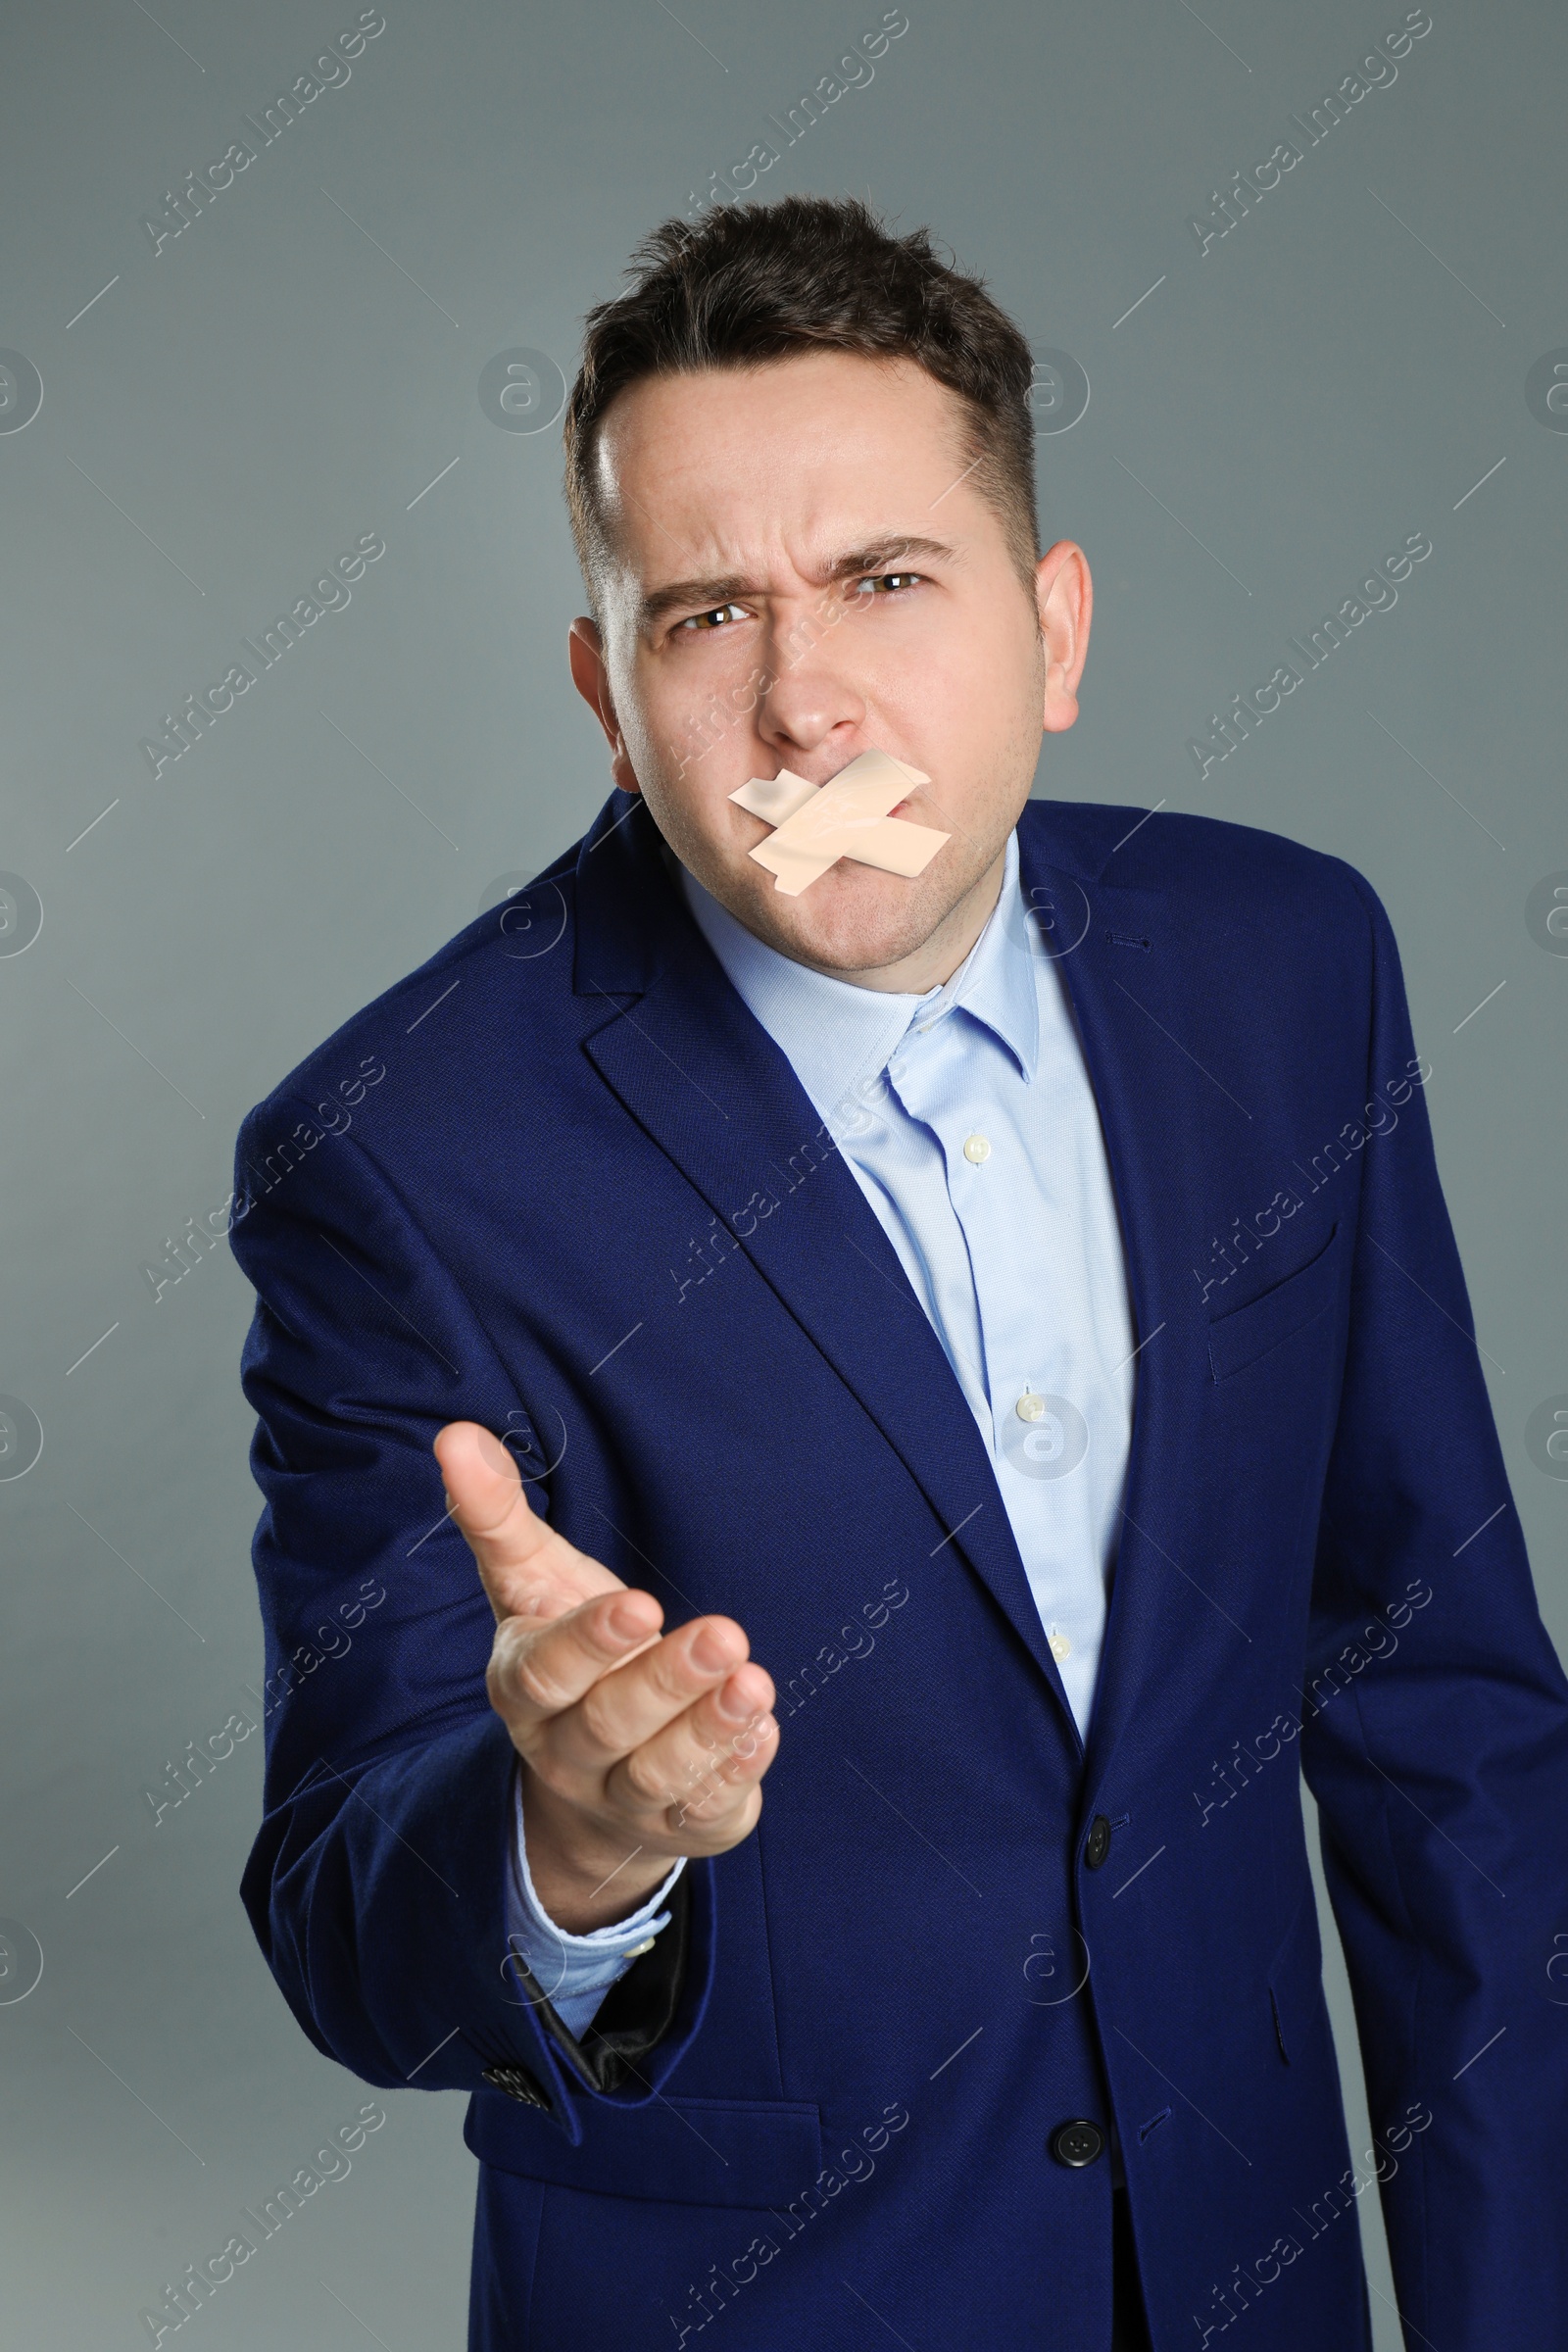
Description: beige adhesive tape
xmin=729 ymin=768 xmax=819 ymax=826
xmin=847 ymin=814 xmax=952 ymax=877
xmin=728 ymin=750 xmax=950 ymax=897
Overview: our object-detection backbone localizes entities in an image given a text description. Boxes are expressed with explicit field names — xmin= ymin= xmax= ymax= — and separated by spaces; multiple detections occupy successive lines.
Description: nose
xmin=757 ymin=615 xmax=869 ymax=771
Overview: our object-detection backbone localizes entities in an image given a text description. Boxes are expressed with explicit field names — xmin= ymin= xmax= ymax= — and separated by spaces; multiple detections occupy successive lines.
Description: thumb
xmin=432 ymin=1420 xmax=625 ymax=1626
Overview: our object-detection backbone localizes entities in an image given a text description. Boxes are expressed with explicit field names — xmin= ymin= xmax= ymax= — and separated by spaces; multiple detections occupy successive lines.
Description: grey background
xmin=1 ymin=0 xmax=1564 ymax=2343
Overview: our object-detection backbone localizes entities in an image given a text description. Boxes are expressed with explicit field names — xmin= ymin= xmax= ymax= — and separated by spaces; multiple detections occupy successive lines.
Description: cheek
xmin=916 ymin=681 xmax=1042 ymax=854
xmin=924 ymin=600 xmax=1046 ymax=764
xmin=625 ymin=661 xmax=761 ymax=817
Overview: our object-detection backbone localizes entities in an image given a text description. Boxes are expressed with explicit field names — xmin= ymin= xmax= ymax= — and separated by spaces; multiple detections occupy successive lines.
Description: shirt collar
xmin=675 ymin=824 xmax=1040 ymax=1125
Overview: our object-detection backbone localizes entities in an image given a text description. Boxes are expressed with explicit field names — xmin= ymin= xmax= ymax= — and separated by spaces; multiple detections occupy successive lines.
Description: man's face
xmin=567 ymin=348 xmax=1091 ymax=983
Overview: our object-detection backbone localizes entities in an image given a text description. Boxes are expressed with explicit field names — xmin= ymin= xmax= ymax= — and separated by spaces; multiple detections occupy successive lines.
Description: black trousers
xmin=1110 ymin=2188 xmax=1152 ymax=2352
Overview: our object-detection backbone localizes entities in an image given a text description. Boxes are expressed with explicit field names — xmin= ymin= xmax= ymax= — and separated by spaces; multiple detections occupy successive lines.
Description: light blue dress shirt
xmin=505 ymin=823 xmax=1138 ymax=2037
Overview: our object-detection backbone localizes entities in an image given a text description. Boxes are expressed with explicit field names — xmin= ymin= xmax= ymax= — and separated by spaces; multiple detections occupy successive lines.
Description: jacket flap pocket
xmin=1208 ymin=1222 xmax=1342 ymax=1383
xmin=466 ymin=2090 xmax=822 ymax=2209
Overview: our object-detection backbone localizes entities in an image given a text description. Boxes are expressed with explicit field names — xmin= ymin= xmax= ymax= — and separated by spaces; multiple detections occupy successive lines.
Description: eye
xmin=675 ymin=602 xmax=748 ymax=634
xmin=855 ymin=572 xmax=925 ymax=598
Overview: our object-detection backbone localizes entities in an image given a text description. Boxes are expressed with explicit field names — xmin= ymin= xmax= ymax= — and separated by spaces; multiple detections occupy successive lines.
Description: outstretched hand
xmin=433 ymin=1421 xmax=779 ymax=1933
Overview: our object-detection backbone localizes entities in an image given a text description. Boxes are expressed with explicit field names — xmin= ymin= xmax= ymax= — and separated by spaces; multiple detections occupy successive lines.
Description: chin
xmin=760 ymin=868 xmax=944 ymax=973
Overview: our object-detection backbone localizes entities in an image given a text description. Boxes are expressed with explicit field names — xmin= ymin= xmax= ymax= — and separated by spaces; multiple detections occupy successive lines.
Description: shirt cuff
xmin=506 ymin=1765 xmax=687 ymax=2038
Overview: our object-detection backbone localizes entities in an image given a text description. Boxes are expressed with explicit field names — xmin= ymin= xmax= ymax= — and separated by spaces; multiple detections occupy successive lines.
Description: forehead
xmin=592 ymin=349 xmax=969 ymax=575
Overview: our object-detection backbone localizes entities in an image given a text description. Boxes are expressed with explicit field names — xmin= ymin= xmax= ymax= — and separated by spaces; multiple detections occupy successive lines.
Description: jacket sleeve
xmin=228 ymin=1094 xmax=713 ymax=2145
xmin=503 ymin=1768 xmax=687 ymax=2037
xmin=1300 ymin=871 xmax=1568 ymax=2343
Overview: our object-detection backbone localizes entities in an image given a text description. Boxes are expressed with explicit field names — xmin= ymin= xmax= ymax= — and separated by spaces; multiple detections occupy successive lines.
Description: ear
xmin=1034 ymin=543 xmax=1093 ymax=735
xmin=567 ymin=617 xmax=640 ymax=794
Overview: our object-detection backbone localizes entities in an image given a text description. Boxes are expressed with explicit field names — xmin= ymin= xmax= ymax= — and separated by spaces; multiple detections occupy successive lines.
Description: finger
xmin=434 ymin=1420 xmax=624 ymax=1624
xmin=612 ymin=1690 xmax=780 ymax=1838
xmin=490 ymin=1584 xmax=682 ymax=1742
xmin=558 ymin=1625 xmax=771 ymax=1779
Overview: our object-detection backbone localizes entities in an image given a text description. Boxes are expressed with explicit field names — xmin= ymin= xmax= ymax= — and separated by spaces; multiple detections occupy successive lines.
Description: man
xmin=231 ymin=196 xmax=1568 ymax=2350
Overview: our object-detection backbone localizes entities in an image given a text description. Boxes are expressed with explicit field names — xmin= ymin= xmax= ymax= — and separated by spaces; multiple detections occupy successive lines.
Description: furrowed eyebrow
xmin=636 ymin=534 xmax=961 ymax=634
xmin=635 ymin=576 xmax=747 ymax=633
xmin=822 ymin=538 xmax=958 ymax=583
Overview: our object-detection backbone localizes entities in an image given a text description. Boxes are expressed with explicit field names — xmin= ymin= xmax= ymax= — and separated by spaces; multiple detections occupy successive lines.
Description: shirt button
xmin=1049 ymin=1630 xmax=1072 ymax=1662
xmin=962 ymin=1133 xmax=992 ymax=1164
xmin=1016 ymin=1392 xmax=1046 ymax=1421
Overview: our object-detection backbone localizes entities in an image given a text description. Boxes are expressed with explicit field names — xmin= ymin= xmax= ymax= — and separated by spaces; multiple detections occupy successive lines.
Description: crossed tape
xmin=728 ymin=748 xmax=951 ymax=896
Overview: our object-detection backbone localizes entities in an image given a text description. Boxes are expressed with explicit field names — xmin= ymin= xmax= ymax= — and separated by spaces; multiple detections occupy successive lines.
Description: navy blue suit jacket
xmin=231 ymin=790 xmax=1568 ymax=2350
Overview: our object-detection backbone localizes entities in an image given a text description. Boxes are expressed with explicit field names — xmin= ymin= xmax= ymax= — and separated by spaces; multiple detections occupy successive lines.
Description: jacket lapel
xmin=570 ymin=792 xmax=1084 ymax=1744
xmin=1018 ymin=808 xmax=1250 ymax=1796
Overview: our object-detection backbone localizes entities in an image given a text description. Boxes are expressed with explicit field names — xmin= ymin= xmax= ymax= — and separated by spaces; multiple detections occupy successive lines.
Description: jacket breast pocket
xmin=466 ymin=2089 xmax=823 ymax=2211
xmin=1207 ymin=1221 xmax=1343 ymax=1384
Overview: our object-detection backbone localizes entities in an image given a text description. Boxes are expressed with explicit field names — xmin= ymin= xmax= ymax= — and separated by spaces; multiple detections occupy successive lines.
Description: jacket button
xmin=1051 ymin=2118 xmax=1105 ymax=2169
xmin=1084 ymin=1814 xmax=1112 ymax=1870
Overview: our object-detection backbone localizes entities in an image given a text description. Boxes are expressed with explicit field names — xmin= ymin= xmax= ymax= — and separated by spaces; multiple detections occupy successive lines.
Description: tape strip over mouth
xmin=728 ymin=748 xmax=951 ymax=896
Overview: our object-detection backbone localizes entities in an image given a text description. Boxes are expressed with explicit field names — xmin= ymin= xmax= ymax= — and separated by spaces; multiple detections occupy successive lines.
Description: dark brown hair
xmin=562 ymin=194 xmax=1041 ymax=625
